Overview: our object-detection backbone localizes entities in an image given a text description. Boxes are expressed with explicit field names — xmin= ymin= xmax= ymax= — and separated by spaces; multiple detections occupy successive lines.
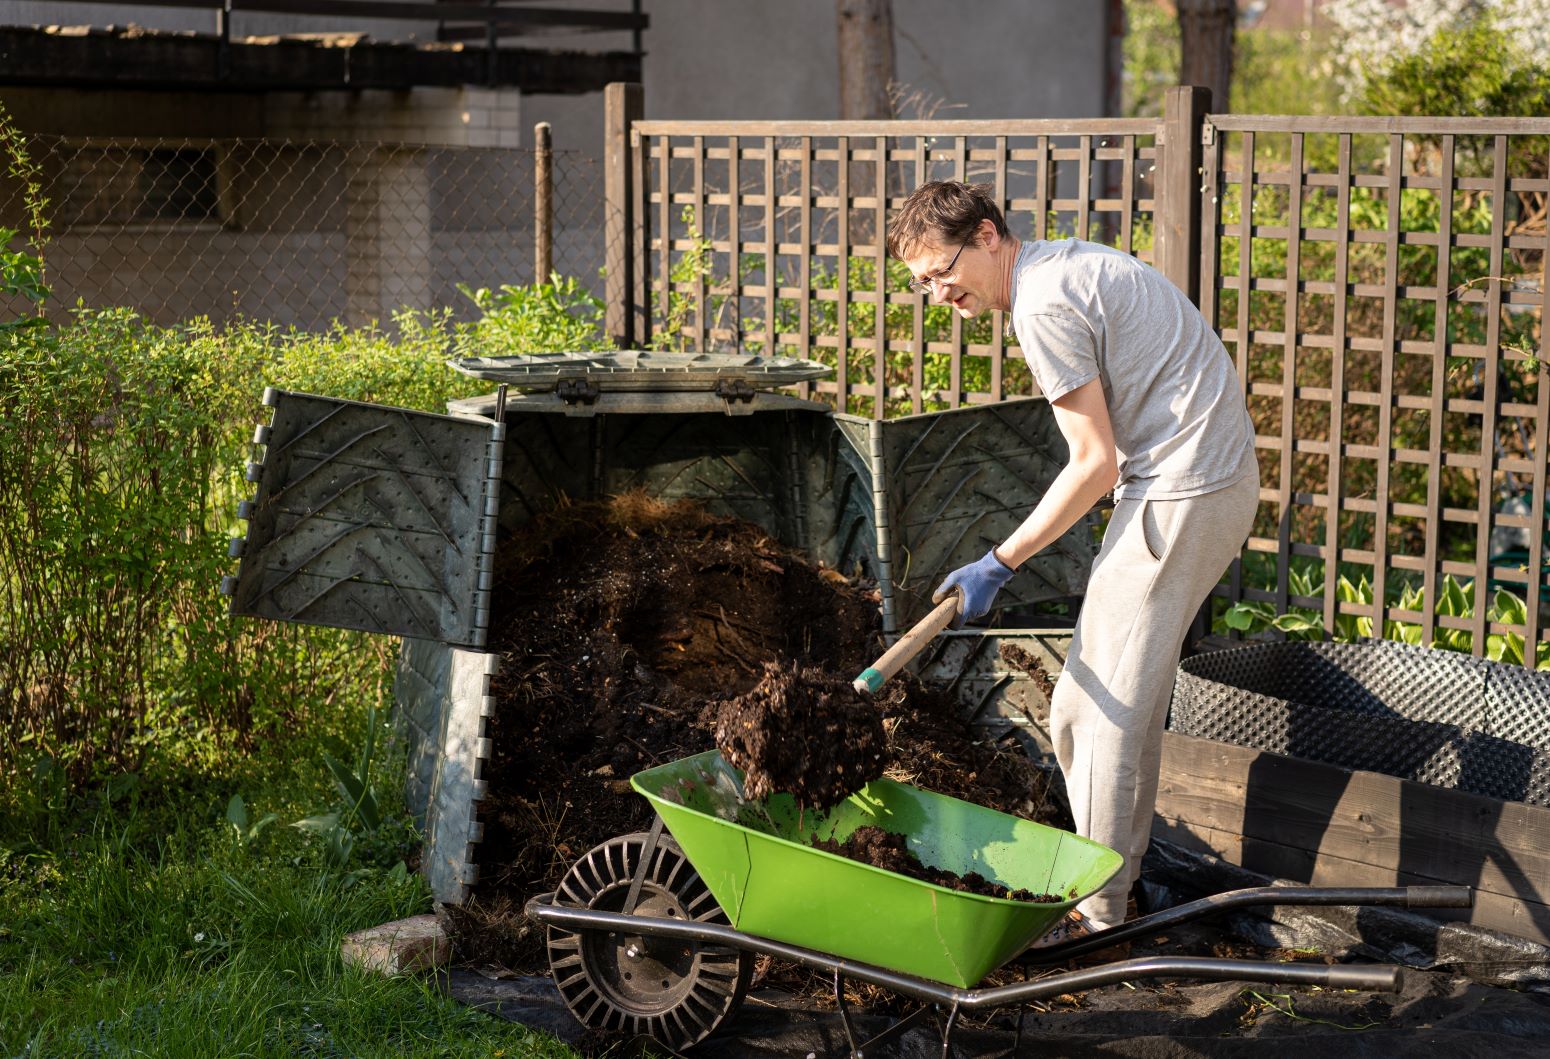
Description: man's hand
xmin=932 ymin=549 xmax=1016 ymax=629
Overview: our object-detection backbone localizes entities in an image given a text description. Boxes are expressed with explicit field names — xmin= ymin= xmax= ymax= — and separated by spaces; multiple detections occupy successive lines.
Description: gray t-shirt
xmin=1010 ymin=238 xmax=1256 ymax=500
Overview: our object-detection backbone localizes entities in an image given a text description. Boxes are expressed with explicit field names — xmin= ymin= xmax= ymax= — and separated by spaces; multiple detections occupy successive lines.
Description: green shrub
xmin=267 ymin=309 xmax=481 ymax=411
xmin=0 ymin=228 xmax=46 ymax=333
xmin=1 ymin=309 xmax=263 ymax=781
xmin=0 ymin=280 xmax=602 ymax=798
xmin=455 ymin=274 xmax=616 ymax=358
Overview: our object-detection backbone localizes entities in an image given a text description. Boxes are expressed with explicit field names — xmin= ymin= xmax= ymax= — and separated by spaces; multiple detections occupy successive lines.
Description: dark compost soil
xmin=810 ymin=825 xmax=1063 ymax=902
xmin=450 ymin=493 xmax=1064 ymax=969
xmin=715 ymin=661 xmax=886 ymax=804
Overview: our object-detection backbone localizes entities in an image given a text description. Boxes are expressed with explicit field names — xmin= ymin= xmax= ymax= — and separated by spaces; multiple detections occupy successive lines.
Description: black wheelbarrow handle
xmin=1021 ymin=884 xmax=1475 ymax=965
xmin=527 ymin=892 xmax=1409 ymax=1011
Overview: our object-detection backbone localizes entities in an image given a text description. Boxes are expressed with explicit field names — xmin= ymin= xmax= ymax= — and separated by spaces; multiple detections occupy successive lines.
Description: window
xmin=137 ymin=148 xmax=218 ymax=222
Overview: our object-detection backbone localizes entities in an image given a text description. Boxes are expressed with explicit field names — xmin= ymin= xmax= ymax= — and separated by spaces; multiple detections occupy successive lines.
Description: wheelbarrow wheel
xmin=546 ymin=830 xmax=753 ymax=1050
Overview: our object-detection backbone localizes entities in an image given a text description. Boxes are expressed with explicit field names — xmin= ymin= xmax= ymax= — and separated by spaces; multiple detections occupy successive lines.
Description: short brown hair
xmin=887 ymin=181 xmax=1008 ymax=259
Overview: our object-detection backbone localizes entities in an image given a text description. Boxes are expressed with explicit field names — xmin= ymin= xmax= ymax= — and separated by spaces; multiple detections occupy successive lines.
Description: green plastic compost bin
xmin=632 ymin=751 xmax=1124 ymax=987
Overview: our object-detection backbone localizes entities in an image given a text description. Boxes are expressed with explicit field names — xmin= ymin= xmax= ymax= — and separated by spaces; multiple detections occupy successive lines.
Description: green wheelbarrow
xmin=525 ymin=750 xmax=1473 ymax=1055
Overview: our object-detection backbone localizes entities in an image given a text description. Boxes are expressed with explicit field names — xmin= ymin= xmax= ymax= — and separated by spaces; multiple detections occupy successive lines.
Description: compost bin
xmin=220 ymin=352 xmax=1095 ymax=904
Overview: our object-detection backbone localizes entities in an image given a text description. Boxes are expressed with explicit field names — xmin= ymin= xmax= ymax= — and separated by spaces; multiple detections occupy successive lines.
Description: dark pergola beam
xmin=0 ymin=27 xmax=640 ymax=93
xmin=33 ymin=0 xmax=647 ymax=33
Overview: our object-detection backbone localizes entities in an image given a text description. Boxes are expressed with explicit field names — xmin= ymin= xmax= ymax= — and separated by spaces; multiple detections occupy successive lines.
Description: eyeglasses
xmin=907 ymin=234 xmax=973 ymax=295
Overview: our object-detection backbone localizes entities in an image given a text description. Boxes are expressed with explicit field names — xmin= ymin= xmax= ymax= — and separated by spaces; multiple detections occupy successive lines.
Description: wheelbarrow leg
xmin=833 ymin=966 xmax=855 ymax=1053
xmin=936 ymin=999 xmax=961 ymax=1059
xmin=833 ymin=966 xmax=934 ymax=1057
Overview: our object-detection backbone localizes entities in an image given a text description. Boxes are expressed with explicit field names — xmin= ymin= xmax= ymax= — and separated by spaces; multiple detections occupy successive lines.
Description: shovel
xmin=852 ymin=595 xmax=962 ymax=694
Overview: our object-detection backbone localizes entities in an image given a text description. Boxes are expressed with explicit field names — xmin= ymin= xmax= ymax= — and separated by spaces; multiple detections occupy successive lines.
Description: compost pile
xmin=454 ymin=493 xmax=1063 ymax=968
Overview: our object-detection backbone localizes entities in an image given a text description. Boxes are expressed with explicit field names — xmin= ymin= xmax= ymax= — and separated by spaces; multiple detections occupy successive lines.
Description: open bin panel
xmin=834 ymin=399 xmax=1093 ymax=631
xmin=224 ymin=388 xmax=505 ymax=648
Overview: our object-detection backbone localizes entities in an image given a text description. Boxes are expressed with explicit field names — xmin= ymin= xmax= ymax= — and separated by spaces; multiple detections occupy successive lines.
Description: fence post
xmin=1161 ymin=85 xmax=1214 ymax=653
xmin=534 ymin=121 xmax=552 ymax=285
xmin=604 ymin=82 xmax=644 ymax=347
xmin=1158 ymin=85 xmax=1210 ymax=305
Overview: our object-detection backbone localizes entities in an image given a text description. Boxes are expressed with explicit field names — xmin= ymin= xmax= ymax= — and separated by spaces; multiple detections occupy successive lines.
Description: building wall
xmin=0 ymin=1 xmax=1115 ymax=151
xmin=0 ymin=1 xmax=1110 ymax=324
xmin=526 ymin=0 xmax=1116 ymax=150
xmin=0 ymin=85 xmax=266 ymax=139
xmin=262 ymin=87 xmax=522 ymax=149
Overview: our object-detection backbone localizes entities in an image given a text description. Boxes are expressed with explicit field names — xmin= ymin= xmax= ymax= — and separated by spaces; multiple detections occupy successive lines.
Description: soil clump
xmin=999 ymin=642 xmax=1056 ymax=699
xmin=454 ymin=493 xmax=1065 ymax=970
xmin=714 ymin=661 xmax=886 ymax=804
xmin=810 ymin=826 xmax=1062 ymax=901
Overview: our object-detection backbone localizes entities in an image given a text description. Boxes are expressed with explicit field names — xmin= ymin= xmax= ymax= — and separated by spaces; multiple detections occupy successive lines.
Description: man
xmin=888 ymin=181 xmax=1258 ymax=938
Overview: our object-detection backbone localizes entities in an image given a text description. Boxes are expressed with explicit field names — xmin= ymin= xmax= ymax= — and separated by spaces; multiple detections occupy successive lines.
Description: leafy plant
xmin=455 ymin=274 xmax=615 ymax=358
xmin=0 ymin=305 xmax=483 ymax=797
xmin=0 ymin=98 xmax=49 ymax=331
xmin=291 ymin=704 xmax=414 ymax=879
xmin=1123 ymin=1 xmax=1345 ymax=119
xmin=1325 ymin=0 xmax=1550 ymax=106
xmin=1483 ymin=585 xmax=1550 ymax=667
xmin=1221 ymin=571 xmax=1550 ymax=669
xmin=648 ymin=206 xmax=716 ymax=353
xmin=0 ymin=228 xmax=47 ymax=331
xmin=224 ymin=793 xmax=278 ymax=850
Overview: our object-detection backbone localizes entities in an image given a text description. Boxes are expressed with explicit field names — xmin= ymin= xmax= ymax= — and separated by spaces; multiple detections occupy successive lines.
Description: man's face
xmin=901 ymin=220 xmax=1001 ymax=318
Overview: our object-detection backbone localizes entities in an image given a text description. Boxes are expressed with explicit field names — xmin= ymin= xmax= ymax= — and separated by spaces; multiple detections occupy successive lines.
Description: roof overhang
xmin=0 ymin=25 xmax=640 ymax=94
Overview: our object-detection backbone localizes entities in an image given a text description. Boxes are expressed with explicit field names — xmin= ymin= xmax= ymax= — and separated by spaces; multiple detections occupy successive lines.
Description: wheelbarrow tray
xmin=632 ymin=750 xmax=1124 ymax=987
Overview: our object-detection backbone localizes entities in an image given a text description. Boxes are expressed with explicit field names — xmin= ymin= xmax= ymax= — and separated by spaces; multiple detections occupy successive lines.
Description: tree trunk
xmin=836 ymin=0 xmax=896 ymax=120
xmin=1177 ymin=0 xmax=1236 ymax=112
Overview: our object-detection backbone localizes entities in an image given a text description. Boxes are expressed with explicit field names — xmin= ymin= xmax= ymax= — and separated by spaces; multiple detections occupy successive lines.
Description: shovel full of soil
xmin=714 ymin=661 xmax=886 ymax=805
xmin=713 ymin=595 xmax=963 ymax=806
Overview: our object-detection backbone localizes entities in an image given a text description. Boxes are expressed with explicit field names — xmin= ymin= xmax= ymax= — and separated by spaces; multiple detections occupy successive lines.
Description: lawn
xmin=0 ymin=696 xmax=582 ymax=1059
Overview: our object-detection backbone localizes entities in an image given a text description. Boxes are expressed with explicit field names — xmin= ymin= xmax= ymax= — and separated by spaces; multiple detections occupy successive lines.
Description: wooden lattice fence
xmin=1201 ymin=115 xmax=1550 ymax=659
xmin=602 ymin=86 xmax=1550 ymax=664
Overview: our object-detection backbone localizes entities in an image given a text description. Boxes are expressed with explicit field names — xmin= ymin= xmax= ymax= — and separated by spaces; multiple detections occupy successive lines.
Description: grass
xmin=0 ymin=700 xmax=584 ymax=1058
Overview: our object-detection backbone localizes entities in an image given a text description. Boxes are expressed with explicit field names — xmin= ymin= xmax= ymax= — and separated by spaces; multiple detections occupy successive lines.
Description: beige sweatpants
xmin=1051 ymin=470 xmax=1259 ymax=929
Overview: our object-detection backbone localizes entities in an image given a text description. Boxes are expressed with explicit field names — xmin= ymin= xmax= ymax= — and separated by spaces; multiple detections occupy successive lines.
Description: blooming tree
xmin=1323 ymin=0 xmax=1550 ymax=98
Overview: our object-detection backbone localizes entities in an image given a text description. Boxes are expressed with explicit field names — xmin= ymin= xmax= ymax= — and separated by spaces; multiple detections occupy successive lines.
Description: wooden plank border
xmin=1155 ymin=730 xmax=1550 ymax=944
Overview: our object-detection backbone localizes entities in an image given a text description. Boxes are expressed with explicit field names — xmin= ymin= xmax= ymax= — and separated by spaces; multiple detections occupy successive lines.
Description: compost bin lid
xmin=448 ymin=350 xmax=831 ymax=392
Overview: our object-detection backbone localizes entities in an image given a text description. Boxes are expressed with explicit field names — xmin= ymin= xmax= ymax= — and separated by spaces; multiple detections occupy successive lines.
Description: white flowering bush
xmin=1324 ymin=0 xmax=1550 ymax=100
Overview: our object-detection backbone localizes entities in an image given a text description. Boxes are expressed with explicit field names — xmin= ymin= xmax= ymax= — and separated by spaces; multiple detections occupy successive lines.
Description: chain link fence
xmin=0 ymin=134 xmax=606 ymax=331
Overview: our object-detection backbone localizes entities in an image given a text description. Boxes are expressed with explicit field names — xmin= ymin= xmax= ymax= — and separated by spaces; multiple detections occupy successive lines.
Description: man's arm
xmin=993 ymin=377 xmax=1118 ymax=570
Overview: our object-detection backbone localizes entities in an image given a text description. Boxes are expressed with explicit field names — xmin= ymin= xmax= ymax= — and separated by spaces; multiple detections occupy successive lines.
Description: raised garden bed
xmin=1169 ymin=640 xmax=1550 ymax=805
xmin=1156 ymin=639 xmax=1550 ymax=950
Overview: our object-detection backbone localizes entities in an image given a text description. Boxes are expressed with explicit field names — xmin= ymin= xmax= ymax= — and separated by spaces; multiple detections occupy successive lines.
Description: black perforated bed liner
xmin=1167 ymin=639 xmax=1550 ymax=806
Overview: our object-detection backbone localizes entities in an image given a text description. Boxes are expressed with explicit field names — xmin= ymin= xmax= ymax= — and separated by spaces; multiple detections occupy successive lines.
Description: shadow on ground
xmin=447 ymin=923 xmax=1550 ymax=1059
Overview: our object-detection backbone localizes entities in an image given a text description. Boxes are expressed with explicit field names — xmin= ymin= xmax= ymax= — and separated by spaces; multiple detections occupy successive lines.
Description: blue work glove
xmin=933 ymin=548 xmax=1015 ymax=629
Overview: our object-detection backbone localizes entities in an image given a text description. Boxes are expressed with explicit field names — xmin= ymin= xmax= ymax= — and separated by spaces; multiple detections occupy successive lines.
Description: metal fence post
xmin=534 ymin=121 xmax=552 ymax=285
xmin=604 ymin=81 xmax=644 ymax=347
xmin=1158 ymin=85 xmax=1210 ymax=305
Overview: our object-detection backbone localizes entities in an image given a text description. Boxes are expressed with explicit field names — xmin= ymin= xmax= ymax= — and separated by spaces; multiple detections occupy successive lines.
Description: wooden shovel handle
xmin=852 ymin=595 xmax=961 ymax=694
